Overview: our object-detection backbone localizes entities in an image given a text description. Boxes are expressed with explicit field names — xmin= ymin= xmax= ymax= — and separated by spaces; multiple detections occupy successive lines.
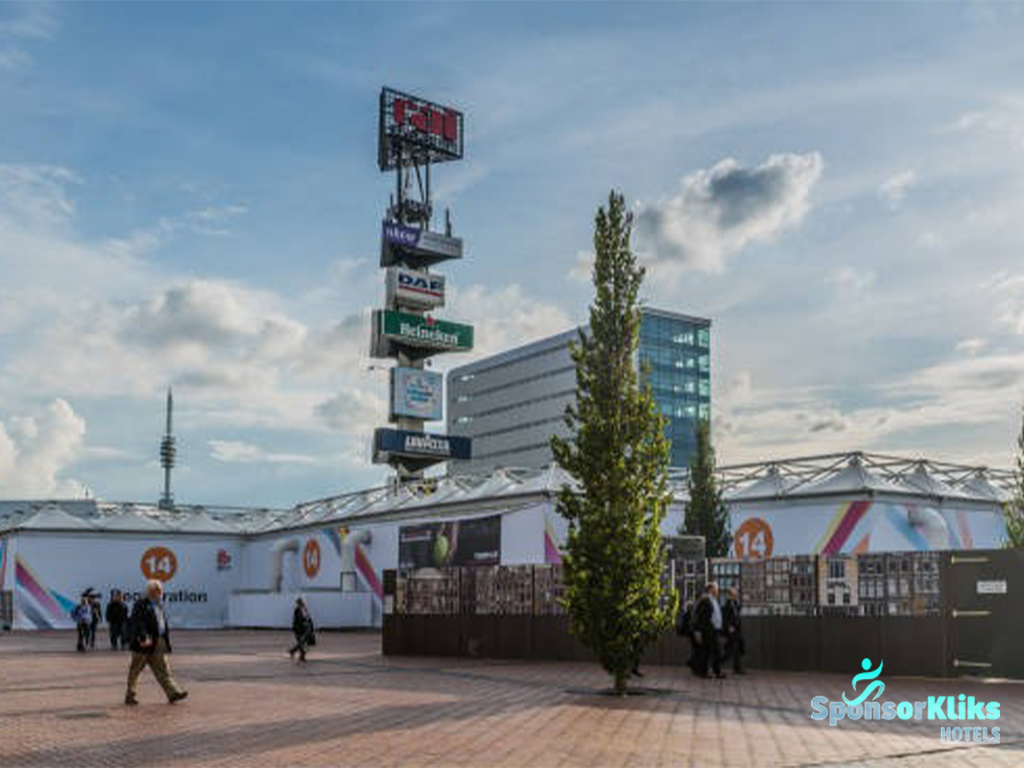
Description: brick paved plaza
xmin=0 ymin=630 xmax=1021 ymax=767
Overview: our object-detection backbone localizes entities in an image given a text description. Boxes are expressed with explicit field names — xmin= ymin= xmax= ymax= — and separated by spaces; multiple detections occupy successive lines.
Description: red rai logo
xmin=303 ymin=539 xmax=321 ymax=579
xmin=141 ymin=546 xmax=178 ymax=581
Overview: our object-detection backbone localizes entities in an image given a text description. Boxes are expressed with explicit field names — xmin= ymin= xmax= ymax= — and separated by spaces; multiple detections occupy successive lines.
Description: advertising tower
xmin=370 ymin=87 xmax=473 ymax=482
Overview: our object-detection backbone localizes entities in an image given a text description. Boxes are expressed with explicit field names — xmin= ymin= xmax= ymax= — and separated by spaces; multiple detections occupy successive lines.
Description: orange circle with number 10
xmin=140 ymin=546 xmax=178 ymax=581
xmin=303 ymin=539 xmax=321 ymax=578
xmin=734 ymin=518 xmax=774 ymax=560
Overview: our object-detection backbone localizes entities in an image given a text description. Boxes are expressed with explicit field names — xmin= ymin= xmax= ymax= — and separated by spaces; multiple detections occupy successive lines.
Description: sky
xmin=2 ymin=1 xmax=1024 ymax=506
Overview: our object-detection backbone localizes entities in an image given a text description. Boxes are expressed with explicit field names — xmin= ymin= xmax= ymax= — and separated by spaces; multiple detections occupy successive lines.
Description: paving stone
xmin=0 ymin=630 xmax=1020 ymax=767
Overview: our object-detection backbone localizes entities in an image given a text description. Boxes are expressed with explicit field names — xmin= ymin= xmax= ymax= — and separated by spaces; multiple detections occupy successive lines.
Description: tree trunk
xmin=613 ymin=669 xmax=628 ymax=696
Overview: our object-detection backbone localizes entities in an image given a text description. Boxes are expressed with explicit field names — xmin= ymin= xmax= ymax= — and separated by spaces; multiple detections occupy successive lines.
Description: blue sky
xmin=3 ymin=1 xmax=1024 ymax=505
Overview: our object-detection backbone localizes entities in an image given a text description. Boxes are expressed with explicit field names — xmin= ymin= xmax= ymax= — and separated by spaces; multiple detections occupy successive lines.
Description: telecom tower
xmin=370 ymin=87 xmax=473 ymax=482
xmin=158 ymin=388 xmax=176 ymax=510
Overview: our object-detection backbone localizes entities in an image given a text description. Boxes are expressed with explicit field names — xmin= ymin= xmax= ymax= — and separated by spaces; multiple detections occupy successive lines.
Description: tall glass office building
xmin=638 ymin=308 xmax=712 ymax=468
xmin=447 ymin=308 xmax=711 ymax=473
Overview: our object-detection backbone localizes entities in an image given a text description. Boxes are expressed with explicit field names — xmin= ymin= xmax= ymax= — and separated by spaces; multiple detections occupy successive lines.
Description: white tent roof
xmin=796 ymin=457 xmax=909 ymax=497
xmin=0 ymin=455 xmax=1007 ymax=537
xmin=166 ymin=510 xmax=240 ymax=534
xmin=9 ymin=505 xmax=98 ymax=532
xmin=726 ymin=466 xmax=793 ymax=501
xmin=901 ymin=464 xmax=973 ymax=499
xmin=960 ymin=472 xmax=1011 ymax=503
xmin=95 ymin=511 xmax=170 ymax=532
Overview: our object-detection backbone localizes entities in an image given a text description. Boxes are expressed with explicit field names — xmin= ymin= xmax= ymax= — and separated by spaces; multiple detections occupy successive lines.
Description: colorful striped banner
xmin=354 ymin=544 xmax=383 ymax=602
xmin=815 ymin=501 xmax=873 ymax=555
xmin=544 ymin=518 xmax=562 ymax=565
xmin=955 ymin=510 xmax=974 ymax=550
xmin=884 ymin=505 xmax=931 ymax=551
xmin=15 ymin=555 xmax=68 ymax=628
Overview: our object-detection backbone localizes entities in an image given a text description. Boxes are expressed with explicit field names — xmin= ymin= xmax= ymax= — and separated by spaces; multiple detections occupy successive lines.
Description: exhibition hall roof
xmin=0 ymin=452 xmax=1010 ymax=536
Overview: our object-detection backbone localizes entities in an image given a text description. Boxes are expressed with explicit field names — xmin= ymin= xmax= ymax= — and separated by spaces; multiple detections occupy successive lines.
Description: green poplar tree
xmin=1005 ymin=405 xmax=1024 ymax=547
xmin=684 ymin=419 xmax=732 ymax=557
xmin=551 ymin=191 xmax=678 ymax=695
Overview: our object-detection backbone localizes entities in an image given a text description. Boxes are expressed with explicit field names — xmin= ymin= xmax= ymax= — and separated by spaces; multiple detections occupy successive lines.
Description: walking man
xmin=288 ymin=597 xmax=315 ymax=663
xmin=105 ymin=590 xmax=128 ymax=650
xmin=125 ymin=580 xmax=188 ymax=705
xmin=88 ymin=592 xmax=102 ymax=649
xmin=72 ymin=596 xmax=91 ymax=652
xmin=693 ymin=582 xmax=726 ymax=678
xmin=723 ymin=586 xmax=745 ymax=675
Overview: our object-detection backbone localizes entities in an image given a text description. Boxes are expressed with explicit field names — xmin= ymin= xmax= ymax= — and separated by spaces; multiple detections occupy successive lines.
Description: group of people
xmin=71 ymin=589 xmax=130 ymax=652
xmin=679 ymin=581 xmax=744 ymax=679
xmin=71 ymin=580 xmax=317 ymax=705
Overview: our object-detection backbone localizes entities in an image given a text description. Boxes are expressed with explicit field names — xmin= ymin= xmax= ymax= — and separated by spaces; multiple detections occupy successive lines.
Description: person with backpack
xmin=288 ymin=597 xmax=315 ymax=663
xmin=72 ymin=596 xmax=92 ymax=652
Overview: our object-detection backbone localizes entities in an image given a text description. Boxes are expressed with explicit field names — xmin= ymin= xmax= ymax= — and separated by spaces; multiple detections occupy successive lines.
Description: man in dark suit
xmin=105 ymin=590 xmax=129 ymax=650
xmin=289 ymin=597 xmax=316 ymax=663
xmin=124 ymin=580 xmax=188 ymax=705
xmin=722 ymin=587 xmax=745 ymax=675
xmin=692 ymin=582 xmax=725 ymax=679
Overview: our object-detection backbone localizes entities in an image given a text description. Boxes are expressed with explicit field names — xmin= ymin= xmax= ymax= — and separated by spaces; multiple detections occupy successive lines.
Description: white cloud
xmin=956 ymin=338 xmax=988 ymax=356
xmin=635 ymin=153 xmax=823 ymax=275
xmin=208 ymin=439 xmax=323 ymax=466
xmin=0 ymin=399 xmax=88 ymax=497
xmin=828 ymin=266 xmax=876 ymax=295
xmin=946 ymin=98 xmax=1024 ymax=149
xmin=569 ymin=250 xmax=594 ymax=284
xmin=0 ymin=48 xmax=29 ymax=69
xmin=448 ymin=283 xmax=573 ymax=358
xmin=879 ymin=170 xmax=916 ymax=209
xmin=0 ymin=5 xmax=58 ymax=40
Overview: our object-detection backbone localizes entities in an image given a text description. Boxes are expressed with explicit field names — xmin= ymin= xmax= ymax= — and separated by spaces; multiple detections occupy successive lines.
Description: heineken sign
xmin=374 ymin=427 xmax=472 ymax=463
xmin=375 ymin=310 xmax=473 ymax=353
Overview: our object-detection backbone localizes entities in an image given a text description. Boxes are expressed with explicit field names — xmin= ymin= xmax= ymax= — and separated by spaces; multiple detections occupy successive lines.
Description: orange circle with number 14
xmin=733 ymin=518 xmax=774 ymax=560
xmin=303 ymin=539 xmax=321 ymax=578
xmin=140 ymin=546 xmax=178 ymax=581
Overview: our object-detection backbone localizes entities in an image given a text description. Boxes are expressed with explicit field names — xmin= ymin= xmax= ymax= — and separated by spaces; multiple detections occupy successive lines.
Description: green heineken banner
xmin=375 ymin=310 xmax=473 ymax=353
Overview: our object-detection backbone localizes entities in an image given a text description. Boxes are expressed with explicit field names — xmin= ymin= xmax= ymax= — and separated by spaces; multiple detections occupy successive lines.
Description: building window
xmin=456 ymin=416 xmax=473 ymax=425
xmin=456 ymin=395 xmax=471 ymax=403
xmin=698 ymin=380 xmax=710 ymax=398
xmin=457 ymin=374 xmax=475 ymax=382
xmin=698 ymin=354 xmax=710 ymax=372
xmin=698 ymin=403 xmax=709 ymax=420
xmin=697 ymin=328 xmax=710 ymax=348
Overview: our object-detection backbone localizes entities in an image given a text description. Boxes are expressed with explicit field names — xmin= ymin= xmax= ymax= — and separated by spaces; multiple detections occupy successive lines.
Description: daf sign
xmin=386 ymin=267 xmax=445 ymax=310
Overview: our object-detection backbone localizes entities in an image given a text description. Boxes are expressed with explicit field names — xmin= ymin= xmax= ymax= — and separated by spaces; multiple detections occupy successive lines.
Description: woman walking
xmin=288 ymin=597 xmax=315 ymax=663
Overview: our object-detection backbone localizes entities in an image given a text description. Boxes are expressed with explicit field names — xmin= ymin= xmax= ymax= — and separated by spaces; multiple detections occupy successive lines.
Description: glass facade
xmin=638 ymin=310 xmax=711 ymax=468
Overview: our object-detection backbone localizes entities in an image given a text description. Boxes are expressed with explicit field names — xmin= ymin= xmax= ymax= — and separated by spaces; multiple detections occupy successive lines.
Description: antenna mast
xmin=159 ymin=388 xmax=176 ymax=510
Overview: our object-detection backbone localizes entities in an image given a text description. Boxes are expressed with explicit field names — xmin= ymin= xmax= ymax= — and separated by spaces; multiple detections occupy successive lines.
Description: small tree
xmin=684 ymin=419 xmax=732 ymax=557
xmin=1005 ymin=405 xmax=1024 ymax=547
xmin=551 ymin=191 xmax=677 ymax=695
